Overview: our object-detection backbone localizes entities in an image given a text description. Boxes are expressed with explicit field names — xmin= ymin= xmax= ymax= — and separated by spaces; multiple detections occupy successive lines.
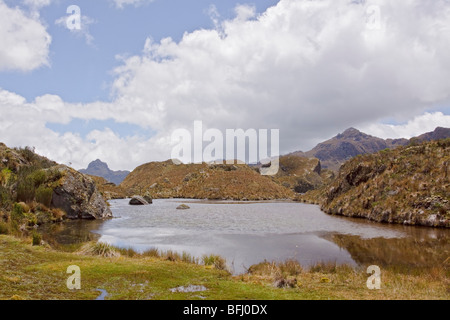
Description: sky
xmin=0 ymin=0 xmax=450 ymax=171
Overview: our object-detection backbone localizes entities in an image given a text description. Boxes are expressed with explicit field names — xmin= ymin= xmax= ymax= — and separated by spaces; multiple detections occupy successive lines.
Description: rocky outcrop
xmin=51 ymin=165 xmax=112 ymax=220
xmin=129 ymin=196 xmax=150 ymax=205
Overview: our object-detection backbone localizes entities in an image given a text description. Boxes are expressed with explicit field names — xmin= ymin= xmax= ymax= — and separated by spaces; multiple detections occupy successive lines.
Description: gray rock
xmin=50 ymin=165 xmax=112 ymax=220
xmin=143 ymin=195 xmax=153 ymax=204
xmin=176 ymin=204 xmax=190 ymax=210
xmin=129 ymin=195 xmax=150 ymax=205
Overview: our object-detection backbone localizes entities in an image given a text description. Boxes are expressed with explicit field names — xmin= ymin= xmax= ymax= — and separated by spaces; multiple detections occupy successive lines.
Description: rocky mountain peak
xmin=79 ymin=160 xmax=130 ymax=185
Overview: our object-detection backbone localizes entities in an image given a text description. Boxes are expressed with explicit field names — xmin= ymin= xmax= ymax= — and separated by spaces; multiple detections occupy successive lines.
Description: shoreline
xmin=0 ymin=234 xmax=448 ymax=300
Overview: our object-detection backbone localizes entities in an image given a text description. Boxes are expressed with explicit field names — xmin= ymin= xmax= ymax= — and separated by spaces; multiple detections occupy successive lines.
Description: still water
xmin=43 ymin=199 xmax=450 ymax=274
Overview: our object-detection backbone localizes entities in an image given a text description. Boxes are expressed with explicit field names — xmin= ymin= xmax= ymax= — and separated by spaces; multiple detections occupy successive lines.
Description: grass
xmin=0 ymin=235 xmax=448 ymax=300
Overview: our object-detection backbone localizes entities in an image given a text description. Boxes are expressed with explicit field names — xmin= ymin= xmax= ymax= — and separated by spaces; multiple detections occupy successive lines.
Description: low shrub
xmin=0 ymin=221 xmax=9 ymax=234
xmin=202 ymin=254 xmax=228 ymax=271
xmin=29 ymin=170 xmax=47 ymax=187
xmin=11 ymin=203 xmax=24 ymax=222
xmin=32 ymin=231 xmax=42 ymax=246
xmin=16 ymin=177 xmax=35 ymax=203
xmin=35 ymin=186 xmax=53 ymax=208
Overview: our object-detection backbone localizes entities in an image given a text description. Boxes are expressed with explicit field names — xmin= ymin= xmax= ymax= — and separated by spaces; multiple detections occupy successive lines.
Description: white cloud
xmin=22 ymin=0 xmax=52 ymax=10
xmin=0 ymin=0 xmax=51 ymax=71
xmin=1 ymin=0 xmax=450 ymax=170
xmin=0 ymin=88 xmax=171 ymax=171
xmin=111 ymin=0 xmax=155 ymax=9
xmin=110 ymin=0 xmax=450 ymax=152
xmin=359 ymin=112 xmax=450 ymax=139
xmin=206 ymin=4 xmax=221 ymax=30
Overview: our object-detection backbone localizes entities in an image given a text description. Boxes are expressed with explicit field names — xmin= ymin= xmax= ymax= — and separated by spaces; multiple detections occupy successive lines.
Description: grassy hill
xmin=299 ymin=139 xmax=450 ymax=227
xmin=120 ymin=160 xmax=295 ymax=200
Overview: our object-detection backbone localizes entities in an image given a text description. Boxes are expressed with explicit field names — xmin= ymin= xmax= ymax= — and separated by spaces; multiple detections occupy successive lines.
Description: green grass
xmin=0 ymin=235 xmax=448 ymax=300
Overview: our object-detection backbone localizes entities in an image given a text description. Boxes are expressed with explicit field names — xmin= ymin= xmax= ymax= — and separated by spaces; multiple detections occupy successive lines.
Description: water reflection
xmin=39 ymin=199 xmax=450 ymax=274
xmin=39 ymin=219 xmax=103 ymax=246
xmin=329 ymin=233 xmax=450 ymax=268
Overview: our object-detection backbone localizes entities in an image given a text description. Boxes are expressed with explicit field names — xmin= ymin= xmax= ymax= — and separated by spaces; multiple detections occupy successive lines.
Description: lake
xmin=42 ymin=198 xmax=450 ymax=274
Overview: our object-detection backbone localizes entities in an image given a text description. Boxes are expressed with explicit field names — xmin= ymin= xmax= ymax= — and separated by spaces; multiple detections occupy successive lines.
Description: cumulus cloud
xmin=111 ymin=0 xmax=155 ymax=9
xmin=1 ymin=0 xmax=450 ymax=170
xmin=110 ymin=0 xmax=450 ymax=152
xmin=359 ymin=112 xmax=450 ymax=139
xmin=0 ymin=0 xmax=51 ymax=71
xmin=0 ymin=88 xmax=171 ymax=171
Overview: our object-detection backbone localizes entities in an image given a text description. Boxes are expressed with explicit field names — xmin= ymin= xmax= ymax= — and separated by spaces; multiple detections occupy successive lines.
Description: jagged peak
xmin=342 ymin=127 xmax=361 ymax=134
xmin=88 ymin=159 xmax=109 ymax=168
xmin=336 ymin=127 xmax=368 ymax=139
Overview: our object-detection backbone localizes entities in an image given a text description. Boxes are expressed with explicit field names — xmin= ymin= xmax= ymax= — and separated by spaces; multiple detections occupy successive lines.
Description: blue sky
xmin=0 ymin=0 xmax=449 ymax=171
xmin=0 ymin=0 xmax=279 ymax=103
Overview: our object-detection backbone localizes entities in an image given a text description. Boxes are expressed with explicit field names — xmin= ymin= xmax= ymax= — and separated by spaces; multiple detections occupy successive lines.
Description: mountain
xmin=414 ymin=127 xmax=450 ymax=143
xmin=79 ymin=159 xmax=130 ymax=185
xmin=293 ymin=128 xmax=407 ymax=171
xmin=120 ymin=160 xmax=294 ymax=200
xmin=291 ymin=127 xmax=450 ymax=171
xmin=299 ymin=138 xmax=450 ymax=227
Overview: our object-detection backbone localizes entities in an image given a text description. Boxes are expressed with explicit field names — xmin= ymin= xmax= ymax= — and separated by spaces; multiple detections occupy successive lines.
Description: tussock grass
xmin=78 ymin=242 xmax=121 ymax=258
xmin=104 ymin=245 xmax=222 ymax=266
xmin=202 ymin=254 xmax=228 ymax=271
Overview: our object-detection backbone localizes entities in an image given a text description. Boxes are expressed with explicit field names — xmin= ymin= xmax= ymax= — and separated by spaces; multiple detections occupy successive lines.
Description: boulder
xmin=176 ymin=204 xmax=190 ymax=210
xmin=143 ymin=195 xmax=153 ymax=204
xmin=50 ymin=165 xmax=112 ymax=220
xmin=129 ymin=195 xmax=150 ymax=205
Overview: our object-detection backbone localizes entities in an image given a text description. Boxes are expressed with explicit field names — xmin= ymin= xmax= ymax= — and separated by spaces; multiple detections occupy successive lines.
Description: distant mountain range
xmin=291 ymin=127 xmax=450 ymax=171
xmin=79 ymin=159 xmax=130 ymax=185
xmin=80 ymin=127 xmax=450 ymax=192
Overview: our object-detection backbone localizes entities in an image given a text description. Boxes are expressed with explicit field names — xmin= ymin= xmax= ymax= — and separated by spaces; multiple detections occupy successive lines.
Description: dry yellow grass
xmin=120 ymin=160 xmax=294 ymax=200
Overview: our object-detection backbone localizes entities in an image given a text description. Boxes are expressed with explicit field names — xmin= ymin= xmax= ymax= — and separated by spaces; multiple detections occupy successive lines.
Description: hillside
xmin=291 ymin=127 xmax=450 ymax=172
xmin=299 ymin=139 xmax=450 ymax=227
xmin=272 ymin=155 xmax=334 ymax=193
xmin=79 ymin=159 xmax=130 ymax=185
xmin=0 ymin=143 xmax=111 ymax=230
xmin=120 ymin=160 xmax=294 ymax=200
